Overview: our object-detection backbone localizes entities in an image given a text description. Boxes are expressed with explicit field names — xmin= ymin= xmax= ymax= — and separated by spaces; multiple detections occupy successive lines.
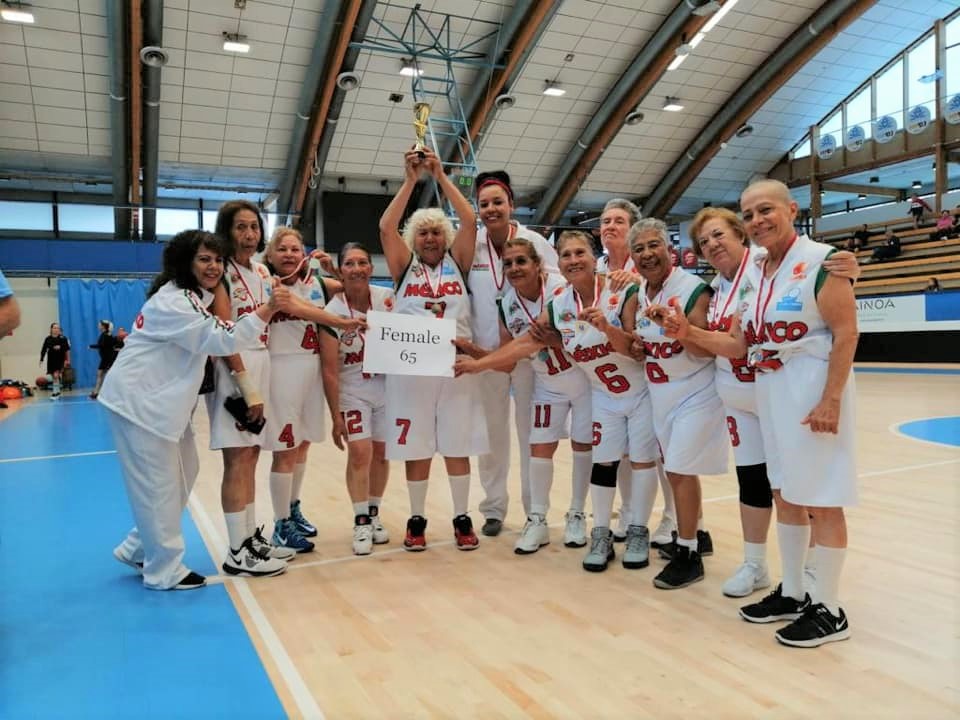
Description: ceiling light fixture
xmin=222 ymin=32 xmax=250 ymax=53
xmin=543 ymin=80 xmax=566 ymax=97
xmin=912 ymin=179 xmax=922 ymax=189
xmin=663 ymin=96 xmax=684 ymax=112
xmin=1 ymin=1 xmax=34 ymax=23
xmin=399 ymin=58 xmax=423 ymax=77
xmin=702 ymin=0 xmax=739 ymax=33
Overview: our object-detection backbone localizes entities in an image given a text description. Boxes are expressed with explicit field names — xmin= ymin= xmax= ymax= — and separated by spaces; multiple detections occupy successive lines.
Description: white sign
xmin=817 ymin=133 xmax=836 ymax=159
xmin=906 ymin=105 xmax=932 ymax=134
xmin=361 ymin=310 xmax=455 ymax=377
xmin=856 ymin=294 xmax=960 ymax=333
xmin=844 ymin=125 xmax=865 ymax=152
xmin=945 ymin=94 xmax=960 ymax=125
xmin=875 ymin=115 xmax=897 ymax=143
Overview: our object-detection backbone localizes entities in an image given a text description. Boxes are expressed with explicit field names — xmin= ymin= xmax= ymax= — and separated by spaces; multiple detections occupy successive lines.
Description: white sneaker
xmin=722 ymin=561 xmax=771 ymax=598
xmin=222 ymin=538 xmax=287 ymax=577
xmin=514 ymin=514 xmax=549 ymax=554
xmin=371 ymin=514 xmax=389 ymax=544
xmin=650 ymin=515 xmax=677 ymax=548
xmin=251 ymin=526 xmax=296 ymax=561
xmin=613 ymin=507 xmax=630 ymax=541
xmin=563 ymin=510 xmax=588 ymax=547
xmin=353 ymin=523 xmax=374 ymax=555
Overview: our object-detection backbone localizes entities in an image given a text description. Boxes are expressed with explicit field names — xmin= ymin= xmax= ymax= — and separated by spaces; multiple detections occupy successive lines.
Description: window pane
xmin=846 ymin=86 xmax=872 ymax=140
xmin=947 ymin=44 xmax=960 ymax=97
xmin=0 ymin=201 xmax=54 ymax=230
xmin=947 ymin=13 xmax=960 ymax=48
xmin=201 ymin=210 xmax=219 ymax=231
xmin=156 ymin=209 xmax=200 ymax=237
xmin=819 ymin=111 xmax=842 ymax=151
xmin=793 ymin=135 xmax=811 ymax=160
xmin=875 ymin=60 xmax=903 ymax=126
xmin=907 ymin=35 xmax=936 ymax=119
xmin=58 ymin=204 xmax=114 ymax=233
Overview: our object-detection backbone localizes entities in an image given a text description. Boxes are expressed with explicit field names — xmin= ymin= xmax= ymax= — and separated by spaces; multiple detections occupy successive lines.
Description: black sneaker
xmin=453 ymin=514 xmax=479 ymax=550
xmin=650 ymin=529 xmax=677 ymax=550
xmin=739 ymin=583 xmax=811 ymax=624
xmin=403 ymin=515 xmax=428 ymax=551
xmin=775 ymin=603 xmax=850 ymax=648
xmin=481 ymin=518 xmax=503 ymax=537
xmin=657 ymin=530 xmax=713 ymax=559
xmin=173 ymin=571 xmax=207 ymax=591
xmin=652 ymin=545 xmax=704 ymax=589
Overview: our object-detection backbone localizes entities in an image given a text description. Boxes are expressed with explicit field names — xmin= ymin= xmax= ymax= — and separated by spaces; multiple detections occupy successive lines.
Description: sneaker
xmin=739 ymin=583 xmax=811 ymax=624
xmin=650 ymin=516 xmax=677 ymax=548
xmin=613 ymin=509 xmax=629 ymax=542
xmin=722 ymin=562 xmax=771 ymax=598
xmin=481 ymin=518 xmax=503 ymax=537
xmin=173 ymin=571 xmax=206 ymax=591
xmin=514 ymin=514 xmax=549 ymax=555
xmin=272 ymin=519 xmax=315 ymax=554
xmin=775 ymin=603 xmax=850 ymax=648
xmin=353 ymin=515 xmax=374 ymax=556
xmin=658 ymin=529 xmax=714 ymax=560
xmin=652 ymin=545 xmax=704 ymax=589
xmin=370 ymin=506 xmax=389 ymax=544
xmin=51 ymin=392 xmax=61 ymax=400
xmin=89 ymin=392 xmax=98 ymax=400
xmin=289 ymin=500 xmax=317 ymax=538
xmin=222 ymin=537 xmax=288 ymax=577
xmin=582 ymin=527 xmax=615 ymax=572
xmin=403 ymin=515 xmax=428 ymax=552
xmin=563 ymin=510 xmax=588 ymax=548
xmin=622 ymin=524 xmax=650 ymax=569
xmin=252 ymin=525 xmax=296 ymax=561
xmin=113 ymin=547 xmax=143 ymax=573
xmin=453 ymin=514 xmax=480 ymax=551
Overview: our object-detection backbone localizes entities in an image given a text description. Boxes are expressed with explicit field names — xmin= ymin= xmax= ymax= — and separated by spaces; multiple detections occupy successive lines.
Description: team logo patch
xmin=775 ymin=288 xmax=803 ymax=312
xmin=412 ymin=265 xmax=424 ymax=278
xmin=608 ymin=294 xmax=619 ymax=307
xmin=509 ymin=318 xmax=525 ymax=335
xmin=791 ymin=262 xmax=807 ymax=280
xmin=508 ymin=300 xmax=520 ymax=314
xmin=310 ymin=290 xmax=322 ymax=301
xmin=639 ymin=315 xmax=652 ymax=328
xmin=441 ymin=263 xmax=456 ymax=276
xmin=561 ymin=328 xmax=576 ymax=344
xmin=230 ymin=273 xmax=241 ymax=283
xmin=384 ymin=297 xmax=394 ymax=310
xmin=553 ymin=285 xmax=565 ymax=296
xmin=560 ymin=310 xmax=575 ymax=322
xmin=233 ymin=287 xmax=248 ymax=300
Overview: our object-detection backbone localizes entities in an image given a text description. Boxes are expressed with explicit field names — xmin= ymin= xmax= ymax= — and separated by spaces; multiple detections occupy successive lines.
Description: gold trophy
xmin=413 ymin=102 xmax=431 ymax=159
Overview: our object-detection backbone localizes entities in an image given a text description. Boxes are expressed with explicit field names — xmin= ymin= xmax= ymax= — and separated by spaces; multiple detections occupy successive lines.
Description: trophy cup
xmin=413 ymin=102 xmax=431 ymax=159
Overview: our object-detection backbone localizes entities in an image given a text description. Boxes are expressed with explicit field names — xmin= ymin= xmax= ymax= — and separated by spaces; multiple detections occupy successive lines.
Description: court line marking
xmin=888 ymin=416 xmax=960 ymax=451
xmin=0 ymin=449 xmax=117 ymax=464
xmin=188 ymin=496 xmax=325 ymax=720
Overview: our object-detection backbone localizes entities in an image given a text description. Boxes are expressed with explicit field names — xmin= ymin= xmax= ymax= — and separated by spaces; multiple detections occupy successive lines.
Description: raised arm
xmin=378 ymin=151 xmax=420 ymax=281
xmin=679 ymin=290 xmax=715 ymax=359
xmin=423 ymin=149 xmax=477 ymax=272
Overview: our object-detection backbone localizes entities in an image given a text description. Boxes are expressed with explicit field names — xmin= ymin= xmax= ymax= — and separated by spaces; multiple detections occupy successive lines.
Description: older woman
xmin=379 ymin=148 xmax=484 ymax=551
xmin=455 ymin=235 xmax=593 ymax=553
xmin=469 ymin=170 xmax=558 ymax=537
xmin=320 ymin=243 xmax=395 ymax=556
xmin=658 ymin=179 xmax=859 ymax=647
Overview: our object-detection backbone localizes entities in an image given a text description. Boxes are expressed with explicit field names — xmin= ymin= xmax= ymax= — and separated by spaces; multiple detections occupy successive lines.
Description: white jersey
xmin=325 ymin=284 xmax=395 ymax=403
xmin=742 ymin=235 xmax=837 ymax=372
xmin=499 ymin=272 xmax=587 ymax=396
xmin=395 ymin=251 xmax=472 ymax=340
xmin=469 ymin=223 xmax=558 ymax=350
xmin=709 ymin=248 xmax=758 ymax=413
xmin=548 ymin=275 xmax=646 ymax=399
xmin=266 ymin=273 xmax=329 ymax=356
xmin=224 ymin=258 xmax=271 ymax=348
xmin=99 ymin=282 xmax=268 ymax=442
xmin=595 ymin=254 xmax=636 ymax=274
xmin=635 ymin=267 xmax=715 ymax=401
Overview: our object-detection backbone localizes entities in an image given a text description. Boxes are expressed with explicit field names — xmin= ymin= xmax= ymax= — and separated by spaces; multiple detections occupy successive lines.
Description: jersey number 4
xmin=278 ymin=423 xmax=296 ymax=449
xmin=300 ymin=325 xmax=320 ymax=354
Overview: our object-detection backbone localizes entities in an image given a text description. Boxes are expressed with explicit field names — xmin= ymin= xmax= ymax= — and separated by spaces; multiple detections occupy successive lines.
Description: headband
xmin=478 ymin=177 xmax=514 ymax=203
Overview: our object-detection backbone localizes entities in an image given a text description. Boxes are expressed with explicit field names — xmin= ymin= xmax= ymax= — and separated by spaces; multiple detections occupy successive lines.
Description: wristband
xmin=232 ymin=370 xmax=263 ymax=407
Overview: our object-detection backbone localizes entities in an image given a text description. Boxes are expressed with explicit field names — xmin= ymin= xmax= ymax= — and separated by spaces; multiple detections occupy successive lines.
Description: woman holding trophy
xmin=378 ymin=118 xmax=486 ymax=552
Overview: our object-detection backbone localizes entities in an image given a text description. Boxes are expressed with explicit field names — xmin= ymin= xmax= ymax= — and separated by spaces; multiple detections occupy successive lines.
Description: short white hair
xmin=627 ymin=217 xmax=668 ymax=246
xmin=401 ymin=208 xmax=455 ymax=250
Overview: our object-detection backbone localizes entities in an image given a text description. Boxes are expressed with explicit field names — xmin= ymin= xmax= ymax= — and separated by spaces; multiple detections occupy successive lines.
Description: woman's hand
xmin=824 ymin=251 xmax=861 ymax=282
xmin=528 ymin=320 xmax=562 ymax=349
xmin=421 ymin=148 xmax=444 ymax=179
xmin=453 ymin=354 xmax=480 ymax=376
xmin=246 ymin=403 xmax=265 ymax=425
xmin=607 ymin=269 xmax=642 ymax=292
xmin=404 ymin=150 xmax=424 ymax=182
xmin=270 ymin=282 xmax=293 ymax=314
xmin=310 ymin=250 xmax=337 ymax=277
xmin=331 ymin=413 xmax=348 ymax=450
xmin=647 ymin=299 xmax=689 ymax=339
xmin=628 ymin=338 xmax=645 ymax=361
xmin=801 ymin=396 xmax=841 ymax=434
xmin=578 ymin=306 xmax=609 ymax=332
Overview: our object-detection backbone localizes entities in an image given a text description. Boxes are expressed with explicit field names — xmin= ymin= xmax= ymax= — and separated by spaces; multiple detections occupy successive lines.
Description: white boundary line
xmin=0 ymin=449 xmax=117 ymax=464
xmin=889 ymin=415 xmax=960 ymax=450
xmin=188 ymin=496 xmax=325 ymax=720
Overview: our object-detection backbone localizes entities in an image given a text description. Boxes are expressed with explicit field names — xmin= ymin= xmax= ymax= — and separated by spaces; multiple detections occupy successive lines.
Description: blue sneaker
xmin=289 ymin=500 xmax=318 ymax=537
xmin=273 ymin=518 xmax=315 ymax=554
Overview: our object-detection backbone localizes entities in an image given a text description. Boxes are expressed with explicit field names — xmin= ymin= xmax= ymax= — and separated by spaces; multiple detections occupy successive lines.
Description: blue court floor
xmin=0 ymin=398 xmax=285 ymax=719
xmin=896 ymin=416 xmax=960 ymax=448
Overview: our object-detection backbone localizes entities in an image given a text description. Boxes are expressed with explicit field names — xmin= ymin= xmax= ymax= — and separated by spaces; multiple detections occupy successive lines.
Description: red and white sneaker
xmin=453 ymin=514 xmax=479 ymax=551
xmin=403 ymin=515 xmax=428 ymax=552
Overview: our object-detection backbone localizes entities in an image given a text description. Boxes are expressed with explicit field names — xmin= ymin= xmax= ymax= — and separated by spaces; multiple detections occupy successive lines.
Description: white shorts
xmin=756 ymin=355 xmax=858 ymax=507
xmin=262 ymin=353 xmax=325 ymax=451
xmin=651 ymin=382 xmax=729 ymax=476
xmin=591 ymin=388 xmax=658 ymax=464
xmin=529 ymin=380 xmax=593 ymax=445
xmin=206 ymin=349 xmax=270 ymax=450
xmin=341 ymin=391 xmax=386 ymax=442
xmin=724 ymin=407 xmax=765 ymax=467
xmin=385 ymin=373 xmax=489 ymax=460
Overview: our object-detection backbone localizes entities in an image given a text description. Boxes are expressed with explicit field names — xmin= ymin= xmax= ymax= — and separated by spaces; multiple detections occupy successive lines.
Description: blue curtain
xmin=57 ymin=279 xmax=151 ymax=388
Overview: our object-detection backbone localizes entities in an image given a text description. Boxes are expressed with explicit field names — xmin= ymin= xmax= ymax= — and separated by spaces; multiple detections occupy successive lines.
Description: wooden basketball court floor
xmin=1 ymin=366 xmax=958 ymax=718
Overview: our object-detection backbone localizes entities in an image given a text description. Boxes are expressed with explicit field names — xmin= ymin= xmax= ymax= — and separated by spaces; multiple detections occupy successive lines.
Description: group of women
xmin=101 ymin=146 xmax=861 ymax=649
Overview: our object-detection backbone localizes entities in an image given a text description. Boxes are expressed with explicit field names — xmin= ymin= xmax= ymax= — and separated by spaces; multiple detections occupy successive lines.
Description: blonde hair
xmin=265 ymin=226 xmax=304 ymax=258
xmin=503 ymin=235 xmax=542 ymax=267
xmin=689 ymin=207 xmax=747 ymax=258
xmin=401 ymin=208 xmax=455 ymax=251
xmin=556 ymin=229 xmax=594 ymax=253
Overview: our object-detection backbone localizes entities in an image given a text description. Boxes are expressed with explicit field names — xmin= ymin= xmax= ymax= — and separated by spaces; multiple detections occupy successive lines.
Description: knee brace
xmin=590 ymin=460 xmax=620 ymax=488
xmin=737 ymin=463 xmax=772 ymax=508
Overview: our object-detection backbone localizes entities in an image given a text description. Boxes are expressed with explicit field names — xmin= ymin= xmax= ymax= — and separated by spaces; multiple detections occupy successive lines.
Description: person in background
xmin=846 ymin=224 xmax=870 ymax=252
xmin=870 ymin=230 xmax=901 ymax=262
xmin=0 ymin=267 xmax=20 ymax=409
xmin=40 ymin=322 xmax=71 ymax=399
xmin=89 ymin=320 xmax=122 ymax=399
xmin=925 ymin=277 xmax=941 ymax=293
xmin=909 ymin=193 xmax=931 ymax=228
xmin=932 ymin=210 xmax=954 ymax=241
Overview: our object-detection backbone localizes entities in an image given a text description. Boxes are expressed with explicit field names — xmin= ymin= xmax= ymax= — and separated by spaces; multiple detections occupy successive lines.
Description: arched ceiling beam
xmin=277 ymin=0 xmax=348 ymax=223
xmin=534 ymin=1 xmax=712 ymax=226
xmin=643 ymin=0 xmax=876 ymax=219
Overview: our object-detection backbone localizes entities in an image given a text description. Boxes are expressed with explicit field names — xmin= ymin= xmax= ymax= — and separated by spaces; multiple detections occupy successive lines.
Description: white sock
xmin=448 ymin=474 xmax=470 ymax=517
xmin=245 ymin=503 xmax=256 ymax=536
xmin=744 ymin=541 xmax=767 ymax=567
xmin=658 ymin=463 xmax=676 ymax=522
xmin=528 ymin=457 xmax=553 ymax=516
xmin=628 ymin=467 xmax=658 ymax=526
xmin=778 ymin=523 xmax=811 ymax=600
xmin=590 ymin=484 xmax=616 ymax=528
xmin=677 ymin=535 xmax=697 ymax=553
xmin=225 ymin=511 xmax=248 ymax=551
xmin=570 ymin=450 xmax=591 ymax=512
xmin=407 ymin=480 xmax=428 ymax=517
xmin=291 ymin=462 xmax=306 ymax=504
xmin=352 ymin=501 xmax=369 ymax=517
xmin=53 ymin=380 xmax=61 ymax=394
xmin=616 ymin=459 xmax=631 ymax=519
xmin=813 ymin=545 xmax=846 ymax=615
xmin=269 ymin=472 xmax=293 ymax=521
